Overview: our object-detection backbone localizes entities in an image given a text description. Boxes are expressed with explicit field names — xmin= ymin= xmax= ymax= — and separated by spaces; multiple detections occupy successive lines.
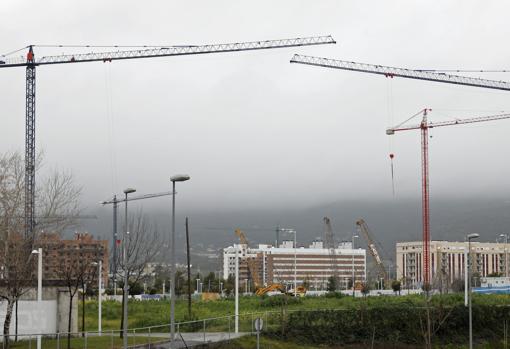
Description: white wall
xmin=0 ymin=300 xmax=57 ymax=335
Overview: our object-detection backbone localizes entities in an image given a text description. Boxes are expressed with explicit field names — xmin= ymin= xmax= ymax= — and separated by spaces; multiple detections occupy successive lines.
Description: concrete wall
xmin=0 ymin=300 xmax=57 ymax=335
xmin=0 ymin=286 xmax=77 ymax=335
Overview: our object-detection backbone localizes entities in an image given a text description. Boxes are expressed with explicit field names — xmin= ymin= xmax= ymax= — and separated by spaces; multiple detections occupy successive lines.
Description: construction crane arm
xmin=356 ymin=219 xmax=388 ymax=281
xmin=386 ymin=112 xmax=510 ymax=134
xmin=234 ymin=229 xmax=263 ymax=288
xmin=290 ymin=54 xmax=510 ymax=92
xmin=0 ymin=36 xmax=335 ymax=68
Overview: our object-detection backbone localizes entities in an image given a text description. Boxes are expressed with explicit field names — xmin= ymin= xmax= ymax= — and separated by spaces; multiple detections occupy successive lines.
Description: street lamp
xmin=170 ymin=174 xmax=190 ymax=347
xmin=31 ymin=248 xmax=42 ymax=349
xmin=500 ymin=234 xmax=508 ymax=277
xmin=352 ymin=234 xmax=359 ymax=297
xmin=122 ymin=187 xmax=136 ymax=349
xmin=467 ymin=233 xmax=479 ymax=349
xmin=92 ymin=260 xmax=102 ymax=335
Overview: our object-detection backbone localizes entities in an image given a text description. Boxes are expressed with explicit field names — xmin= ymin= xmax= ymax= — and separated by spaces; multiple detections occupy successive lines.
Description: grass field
xmin=80 ymin=292 xmax=510 ymax=331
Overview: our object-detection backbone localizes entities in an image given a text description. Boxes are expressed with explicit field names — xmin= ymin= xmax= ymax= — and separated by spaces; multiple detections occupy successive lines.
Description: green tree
xmin=391 ymin=280 xmax=401 ymax=295
xmin=327 ymin=276 xmax=338 ymax=292
xmin=174 ymin=270 xmax=187 ymax=295
xmin=361 ymin=282 xmax=370 ymax=297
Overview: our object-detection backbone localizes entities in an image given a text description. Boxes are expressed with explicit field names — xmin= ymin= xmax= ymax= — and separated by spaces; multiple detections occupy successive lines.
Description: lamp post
xmin=500 ymin=234 xmax=508 ymax=277
xmin=467 ymin=233 xmax=479 ymax=349
xmin=122 ymin=188 xmax=136 ymax=349
xmin=352 ymin=234 xmax=359 ymax=297
xmin=170 ymin=174 xmax=190 ymax=347
xmin=235 ymin=245 xmax=239 ymax=333
xmin=92 ymin=260 xmax=102 ymax=335
xmin=31 ymin=248 xmax=42 ymax=349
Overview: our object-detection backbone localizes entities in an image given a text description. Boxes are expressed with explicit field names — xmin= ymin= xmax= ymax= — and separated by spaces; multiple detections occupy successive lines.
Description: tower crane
xmin=323 ymin=217 xmax=340 ymax=289
xmin=386 ymin=110 xmax=510 ymax=286
xmin=290 ymin=54 xmax=510 ymax=287
xmin=356 ymin=219 xmax=388 ymax=283
xmin=0 ymin=35 xmax=335 ymax=238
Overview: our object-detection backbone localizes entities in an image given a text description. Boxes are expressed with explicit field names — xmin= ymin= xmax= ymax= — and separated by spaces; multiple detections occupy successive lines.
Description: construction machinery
xmin=0 ymin=36 xmax=335 ymax=239
xmin=386 ymin=110 xmax=510 ymax=285
xmin=356 ymin=219 xmax=388 ymax=283
xmin=255 ymin=283 xmax=285 ymax=296
xmin=234 ymin=228 xmax=263 ymax=290
xmin=290 ymin=54 xmax=510 ymax=287
xmin=323 ymin=217 xmax=340 ymax=290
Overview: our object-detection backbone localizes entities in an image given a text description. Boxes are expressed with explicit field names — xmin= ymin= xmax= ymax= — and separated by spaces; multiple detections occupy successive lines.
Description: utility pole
xmin=112 ymin=195 xmax=118 ymax=295
xmin=185 ymin=217 xmax=192 ymax=318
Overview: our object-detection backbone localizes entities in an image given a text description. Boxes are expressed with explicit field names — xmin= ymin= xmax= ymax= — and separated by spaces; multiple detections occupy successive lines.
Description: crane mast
xmin=290 ymin=53 xmax=510 ymax=288
xmin=0 ymin=36 xmax=335 ymax=238
xmin=356 ymin=219 xmax=388 ymax=282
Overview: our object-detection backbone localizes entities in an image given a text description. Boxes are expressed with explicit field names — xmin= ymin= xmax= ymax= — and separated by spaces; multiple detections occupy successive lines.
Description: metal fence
xmin=0 ymin=310 xmax=281 ymax=349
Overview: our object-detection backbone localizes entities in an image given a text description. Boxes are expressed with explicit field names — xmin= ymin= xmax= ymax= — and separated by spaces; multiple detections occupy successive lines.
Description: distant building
xmin=36 ymin=232 xmax=109 ymax=286
xmin=396 ymin=240 xmax=509 ymax=288
xmin=223 ymin=239 xmax=366 ymax=290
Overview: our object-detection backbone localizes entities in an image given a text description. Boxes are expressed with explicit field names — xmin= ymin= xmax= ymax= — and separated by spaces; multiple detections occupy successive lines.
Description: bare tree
xmin=117 ymin=211 xmax=161 ymax=336
xmin=0 ymin=151 xmax=81 ymax=349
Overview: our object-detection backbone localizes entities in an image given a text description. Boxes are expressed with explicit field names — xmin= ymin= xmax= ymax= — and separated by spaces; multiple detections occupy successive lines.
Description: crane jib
xmin=290 ymin=54 xmax=510 ymax=92
xmin=0 ymin=36 xmax=336 ymax=68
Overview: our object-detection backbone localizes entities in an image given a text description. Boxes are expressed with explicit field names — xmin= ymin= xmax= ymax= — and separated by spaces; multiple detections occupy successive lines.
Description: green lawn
xmin=80 ymin=293 xmax=510 ymax=331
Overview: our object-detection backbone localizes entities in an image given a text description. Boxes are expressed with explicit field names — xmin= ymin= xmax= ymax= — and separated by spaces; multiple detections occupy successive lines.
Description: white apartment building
xmin=223 ymin=240 xmax=366 ymax=290
xmin=396 ymin=240 xmax=509 ymax=288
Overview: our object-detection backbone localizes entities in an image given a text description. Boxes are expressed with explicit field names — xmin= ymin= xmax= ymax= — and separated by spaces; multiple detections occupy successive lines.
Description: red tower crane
xmin=0 ymin=36 xmax=335 ymax=237
xmin=386 ymin=110 xmax=510 ymax=286
xmin=290 ymin=54 xmax=510 ymax=288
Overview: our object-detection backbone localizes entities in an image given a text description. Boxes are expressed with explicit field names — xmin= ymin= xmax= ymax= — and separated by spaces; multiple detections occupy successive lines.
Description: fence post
xmin=29 ymin=335 xmax=32 ymax=349
xmin=133 ymin=329 xmax=136 ymax=347
xmin=110 ymin=330 xmax=114 ymax=349
xmin=57 ymin=332 xmax=60 ymax=349
xmin=203 ymin=319 xmax=206 ymax=343
xmin=84 ymin=331 xmax=88 ymax=349
xmin=251 ymin=313 xmax=254 ymax=335
xmin=228 ymin=316 xmax=231 ymax=341
xmin=148 ymin=327 xmax=151 ymax=349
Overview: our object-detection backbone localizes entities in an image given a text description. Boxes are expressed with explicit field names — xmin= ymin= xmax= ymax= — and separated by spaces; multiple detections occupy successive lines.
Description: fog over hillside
xmin=75 ymin=196 xmax=510 ymax=272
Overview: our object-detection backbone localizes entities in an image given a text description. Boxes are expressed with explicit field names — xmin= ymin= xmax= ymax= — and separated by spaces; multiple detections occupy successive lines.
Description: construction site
xmin=2 ymin=2 xmax=510 ymax=348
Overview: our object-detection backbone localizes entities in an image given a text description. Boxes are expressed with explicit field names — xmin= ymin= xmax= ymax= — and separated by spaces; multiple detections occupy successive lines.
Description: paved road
xmin=130 ymin=332 xmax=248 ymax=348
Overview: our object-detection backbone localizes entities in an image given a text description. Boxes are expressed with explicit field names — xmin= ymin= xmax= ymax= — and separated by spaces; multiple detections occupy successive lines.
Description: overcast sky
xmin=2 ymin=1 xmax=510 ymax=214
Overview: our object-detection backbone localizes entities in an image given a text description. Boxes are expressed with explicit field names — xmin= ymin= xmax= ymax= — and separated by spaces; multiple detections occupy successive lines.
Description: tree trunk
xmin=3 ymin=297 xmax=15 ymax=349
xmin=14 ymin=299 xmax=18 ymax=342
xmin=68 ymin=294 xmax=73 ymax=349
xmin=81 ymin=289 xmax=85 ymax=336
xmin=119 ymin=292 xmax=124 ymax=338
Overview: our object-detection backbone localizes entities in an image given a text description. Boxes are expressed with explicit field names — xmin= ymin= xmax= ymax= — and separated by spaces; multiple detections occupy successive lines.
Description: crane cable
xmin=386 ymin=77 xmax=396 ymax=197
xmin=104 ymin=64 xmax=118 ymax=195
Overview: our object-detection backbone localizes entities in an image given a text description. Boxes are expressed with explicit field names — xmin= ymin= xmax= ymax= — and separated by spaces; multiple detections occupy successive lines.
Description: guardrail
xmin=0 ymin=310 xmax=286 ymax=349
